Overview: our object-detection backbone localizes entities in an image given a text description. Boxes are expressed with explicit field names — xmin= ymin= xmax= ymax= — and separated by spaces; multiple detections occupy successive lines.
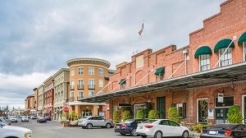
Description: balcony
xmin=70 ymin=86 xmax=75 ymax=91
xmin=69 ymin=97 xmax=75 ymax=102
xmin=77 ymin=96 xmax=84 ymax=100
xmin=77 ymin=85 xmax=84 ymax=90
xmin=88 ymin=85 xmax=95 ymax=90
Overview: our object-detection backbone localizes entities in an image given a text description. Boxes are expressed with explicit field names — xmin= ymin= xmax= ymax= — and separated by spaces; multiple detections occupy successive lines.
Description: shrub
xmin=167 ymin=106 xmax=180 ymax=123
xmin=123 ymin=110 xmax=131 ymax=121
xmin=148 ymin=110 xmax=159 ymax=119
xmin=136 ymin=109 xmax=145 ymax=119
xmin=227 ymin=105 xmax=243 ymax=123
xmin=113 ymin=110 xmax=121 ymax=123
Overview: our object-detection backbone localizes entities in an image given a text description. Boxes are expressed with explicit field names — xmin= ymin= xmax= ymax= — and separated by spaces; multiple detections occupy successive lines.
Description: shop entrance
xmin=157 ymin=97 xmax=165 ymax=119
xmin=82 ymin=110 xmax=92 ymax=117
xmin=243 ymin=96 xmax=246 ymax=124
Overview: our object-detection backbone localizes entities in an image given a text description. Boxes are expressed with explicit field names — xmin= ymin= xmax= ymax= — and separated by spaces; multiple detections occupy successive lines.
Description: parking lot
xmin=12 ymin=119 xmax=137 ymax=138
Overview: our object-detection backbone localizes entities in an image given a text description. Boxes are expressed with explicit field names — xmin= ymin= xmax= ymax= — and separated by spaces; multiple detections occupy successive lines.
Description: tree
xmin=123 ymin=110 xmax=131 ymax=121
xmin=168 ymin=106 xmax=180 ymax=123
xmin=136 ymin=109 xmax=145 ymax=119
xmin=227 ymin=105 xmax=243 ymax=124
xmin=113 ymin=110 xmax=121 ymax=123
xmin=148 ymin=110 xmax=159 ymax=119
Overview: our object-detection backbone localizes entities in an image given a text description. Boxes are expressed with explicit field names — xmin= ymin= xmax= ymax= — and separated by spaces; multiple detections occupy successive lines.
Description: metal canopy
xmin=79 ymin=62 xmax=246 ymax=103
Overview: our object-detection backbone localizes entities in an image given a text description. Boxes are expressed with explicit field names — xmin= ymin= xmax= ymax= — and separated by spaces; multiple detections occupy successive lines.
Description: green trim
xmin=214 ymin=39 xmax=235 ymax=52
xmin=154 ymin=67 xmax=165 ymax=75
xmin=119 ymin=79 xmax=126 ymax=85
xmin=238 ymin=32 xmax=246 ymax=46
xmin=194 ymin=46 xmax=212 ymax=58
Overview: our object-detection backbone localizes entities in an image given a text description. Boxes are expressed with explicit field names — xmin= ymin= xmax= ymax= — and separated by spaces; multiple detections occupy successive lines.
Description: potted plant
xmin=227 ymin=105 xmax=243 ymax=123
xmin=123 ymin=110 xmax=131 ymax=121
xmin=168 ymin=106 xmax=180 ymax=123
xmin=113 ymin=110 xmax=121 ymax=123
xmin=136 ymin=109 xmax=145 ymax=119
xmin=148 ymin=110 xmax=159 ymax=119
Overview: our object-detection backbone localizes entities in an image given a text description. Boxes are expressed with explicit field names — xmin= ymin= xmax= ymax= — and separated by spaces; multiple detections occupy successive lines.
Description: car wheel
xmin=182 ymin=131 xmax=189 ymax=138
xmin=141 ymin=136 xmax=147 ymax=138
xmin=120 ymin=132 xmax=126 ymax=135
xmin=106 ymin=123 xmax=111 ymax=128
xmin=86 ymin=123 xmax=93 ymax=129
xmin=130 ymin=129 xmax=137 ymax=136
xmin=154 ymin=131 xmax=162 ymax=138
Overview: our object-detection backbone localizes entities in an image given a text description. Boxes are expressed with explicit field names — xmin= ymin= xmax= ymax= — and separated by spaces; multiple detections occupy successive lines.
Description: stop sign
xmin=63 ymin=106 xmax=69 ymax=112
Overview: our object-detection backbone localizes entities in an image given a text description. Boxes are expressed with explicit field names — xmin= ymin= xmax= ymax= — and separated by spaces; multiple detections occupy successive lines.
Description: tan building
xmin=53 ymin=68 xmax=70 ymax=120
xmin=66 ymin=58 xmax=113 ymax=118
xmin=33 ymin=88 xmax=38 ymax=112
xmin=37 ymin=84 xmax=44 ymax=116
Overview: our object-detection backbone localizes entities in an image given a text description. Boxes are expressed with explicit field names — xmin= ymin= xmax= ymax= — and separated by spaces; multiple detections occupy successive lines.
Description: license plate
xmin=139 ymin=126 xmax=143 ymax=129
xmin=209 ymin=131 xmax=218 ymax=134
xmin=116 ymin=126 xmax=120 ymax=128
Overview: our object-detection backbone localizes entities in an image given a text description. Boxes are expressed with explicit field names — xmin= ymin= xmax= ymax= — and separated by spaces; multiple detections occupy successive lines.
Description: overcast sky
xmin=0 ymin=0 xmax=226 ymax=110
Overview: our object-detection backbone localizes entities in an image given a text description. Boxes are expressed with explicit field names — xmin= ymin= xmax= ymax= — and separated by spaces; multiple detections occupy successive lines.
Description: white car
xmin=9 ymin=116 xmax=18 ymax=123
xmin=0 ymin=122 xmax=32 ymax=138
xmin=78 ymin=116 xmax=113 ymax=129
xmin=136 ymin=119 xmax=190 ymax=138
xmin=21 ymin=116 xmax=29 ymax=122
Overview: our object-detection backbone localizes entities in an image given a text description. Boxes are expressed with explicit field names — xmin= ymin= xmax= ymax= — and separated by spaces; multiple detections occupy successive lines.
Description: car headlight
xmin=24 ymin=132 xmax=32 ymax=138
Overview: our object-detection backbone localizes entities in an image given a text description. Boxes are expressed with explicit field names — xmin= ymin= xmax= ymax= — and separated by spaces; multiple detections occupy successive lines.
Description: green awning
xmin=155 ymin=67 xmax=165 ymax=75
xmin=238 ymin=32 xmax=246 ymax=46
xmin=194 ymin=46 xmax=212 ymax=58
xmin=119 ymin=79 xmax=126 ymax=85
xmin=214 ymin=39 xmax=235 ymax=52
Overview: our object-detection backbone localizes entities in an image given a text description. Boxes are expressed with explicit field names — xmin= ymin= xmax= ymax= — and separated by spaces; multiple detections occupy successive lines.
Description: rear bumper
xmin=114 ymin=128 xmax=131 ymax=134
xmin=136 ymin=132 xmax=147 ymax=136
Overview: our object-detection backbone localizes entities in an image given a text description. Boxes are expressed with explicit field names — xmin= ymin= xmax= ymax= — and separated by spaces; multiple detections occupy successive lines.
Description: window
xmin=69 ymin=92 xmax=74 ymax=102
xmin=78 ymin=91 xmax=83 ymax=99
xmin=88 ymin=67 xmax=94 ymax=75
xmin=197 ymin=99 xmax=208 ymax=123
xmin=78 ymin=80 xmax=84 ymax=89
xmin=244 ymin=42 xmax=246 ymax=61
xmin=199 ymin=54 xmax=210 ymax=71
xmin=215 ymin=96 xmax=234 ymax=107
xmin=99 ymin=68 xmax=104 ymax=76
xmin=70 ymin=68 xmax=74 ymax=76
xmin=99 ymin=80 xmax=103 ymax=87
xmin=175 ymin=103 xmax=186 ymax=119
xmin=78 ymin=67 xmax=84 ymax=75
xmin=89 ymin=91 xmax=94 ymax=97
xmin=219 ymin=48 xmax=232 ymax=67
xmin=70 ymin=81 xmax=74 ymax=90
xmin=88 ymin=79 xmax=95 ymax=89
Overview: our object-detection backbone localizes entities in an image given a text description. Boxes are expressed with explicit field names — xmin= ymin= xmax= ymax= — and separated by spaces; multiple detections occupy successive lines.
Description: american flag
xmin=138 ymin=23 xmax=144 ymax=36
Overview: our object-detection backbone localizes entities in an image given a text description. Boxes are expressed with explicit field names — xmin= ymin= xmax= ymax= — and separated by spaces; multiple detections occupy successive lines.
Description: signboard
xmin=63 ymin=106 xmax=69 ymax=112
xmin=218 ymin=93 xmax=224 ymax=103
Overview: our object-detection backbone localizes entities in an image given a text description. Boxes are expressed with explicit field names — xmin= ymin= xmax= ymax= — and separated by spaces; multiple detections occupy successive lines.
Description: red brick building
xmin=43 ymin=76 xmax=54 ymax=118
xmin=81 ymin=0 xmax=246 ymax=125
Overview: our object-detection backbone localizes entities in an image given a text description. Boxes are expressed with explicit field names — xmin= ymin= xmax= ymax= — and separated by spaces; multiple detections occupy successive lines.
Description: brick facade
xmin=107 ymin=0 xmax=246 ymax=124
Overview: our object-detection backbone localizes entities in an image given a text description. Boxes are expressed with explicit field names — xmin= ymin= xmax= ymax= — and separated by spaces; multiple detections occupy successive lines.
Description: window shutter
xmin=183 ymin=103 xmax=186 ymax=119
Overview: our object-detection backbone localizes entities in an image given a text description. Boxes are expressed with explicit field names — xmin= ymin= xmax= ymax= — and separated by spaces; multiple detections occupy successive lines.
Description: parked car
xmin=9 ymin=116 xmax=18 ymax=123
xmin=136 ymin=119 xmax=190 ymax=138
xmin=114 ymin=118 xmax=147 ymax=136
xmin=200 ymin=123 xmax=246 ymax=138
xmin=0 ymin=117 xmax=11 ymax=125
xmin=45 ymin=116 xmax=51 ymax=121
xmin=0 ymin=122 xmax=32 ymax=138
xmin=37 ymin=116 xmax=47 ymax=123
xmin=78 ymin=116 xmax=113 ymax=129
xmin=30 ymin=115 xmax=37 ymax=120
xmin=21 ymin=116 xmax=29 ymax=122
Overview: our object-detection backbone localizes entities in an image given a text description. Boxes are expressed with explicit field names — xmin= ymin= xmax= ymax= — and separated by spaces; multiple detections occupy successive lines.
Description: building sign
xmin=63 ymin=106 xmax=69 ymax=112
xmin=136 ymin=55 xmax=144 ymax=69
xmin=218 ymin=93 xmax=224 ymax=103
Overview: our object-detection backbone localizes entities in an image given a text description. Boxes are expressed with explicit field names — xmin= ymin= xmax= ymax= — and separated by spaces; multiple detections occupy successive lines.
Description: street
xmin=12 ymin=119 xmax=136 ymax=138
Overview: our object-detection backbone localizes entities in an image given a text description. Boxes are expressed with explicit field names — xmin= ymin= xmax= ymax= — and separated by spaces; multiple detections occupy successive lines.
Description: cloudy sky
xmin=0 ymin=0 xmax=226 ymax=110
